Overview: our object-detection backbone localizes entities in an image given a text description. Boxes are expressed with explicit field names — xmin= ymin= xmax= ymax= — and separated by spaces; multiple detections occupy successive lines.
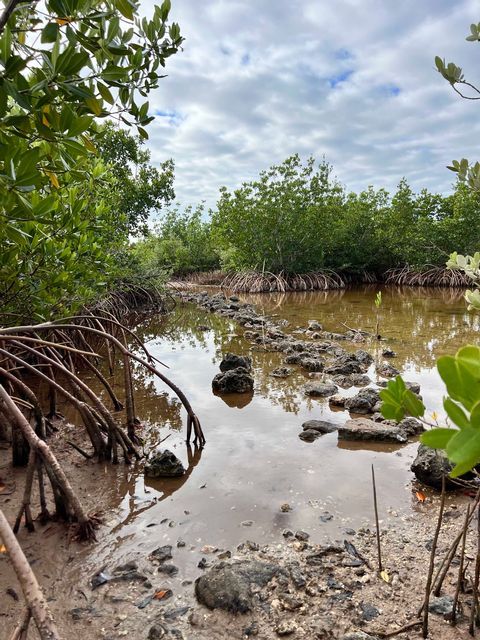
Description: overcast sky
xmin=140 ymin=0 xmax=480 ymax=210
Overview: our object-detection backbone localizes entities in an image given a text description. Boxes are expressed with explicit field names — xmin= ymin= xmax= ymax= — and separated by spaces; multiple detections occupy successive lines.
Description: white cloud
xmin=140 ymin=0 xmax=480 ymax=209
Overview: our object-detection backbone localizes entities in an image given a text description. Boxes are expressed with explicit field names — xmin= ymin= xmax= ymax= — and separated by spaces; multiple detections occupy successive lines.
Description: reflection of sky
xmin=72 ymin=287 xmax=478 ymax=586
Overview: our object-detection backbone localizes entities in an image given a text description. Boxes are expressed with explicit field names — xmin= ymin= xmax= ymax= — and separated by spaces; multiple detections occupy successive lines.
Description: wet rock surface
xmin=212 ymin=367 xmax=254 ymax=393
xmin=303 ymin=382 xmax=338 ymax=397
xmin=145 ymin=450 xmax=185 ymax=478
xmin=411 ymin=444 xmax=458 ymax=489
xmin=338 ymin=418 xmax=408 ymax=443
xmin=195 ymin=560 xmax=283 ymax=613
xmin=220 ymin=352 xmax=253 ymax=372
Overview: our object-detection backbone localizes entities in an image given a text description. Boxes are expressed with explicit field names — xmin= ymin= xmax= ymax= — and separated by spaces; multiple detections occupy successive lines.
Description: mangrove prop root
xmin=433 ymin=490 xmax=480 ymax=597
xmin=9 ymin=608 xmax=32 ymax=640
xmin=0 ymin=321 xmax=204 ymax=447
xmin=13 ymin=450 xmax=36 ymax=533
xmin=0 ymin=385 xmax=97 ymax=538
xmin=0 ymin=509 xmax=60 ymax=640
xmin=470 ymin=502 xmax=480 ymax=635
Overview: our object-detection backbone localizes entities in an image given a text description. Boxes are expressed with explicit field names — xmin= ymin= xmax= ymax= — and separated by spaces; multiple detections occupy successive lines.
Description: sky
xmin=140 ymin=0 xmax=480 ymax=211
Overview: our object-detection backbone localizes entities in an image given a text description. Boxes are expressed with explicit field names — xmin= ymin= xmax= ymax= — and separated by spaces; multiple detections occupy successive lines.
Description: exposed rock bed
xmin=53 ymin=502 xmax=480 ymax=640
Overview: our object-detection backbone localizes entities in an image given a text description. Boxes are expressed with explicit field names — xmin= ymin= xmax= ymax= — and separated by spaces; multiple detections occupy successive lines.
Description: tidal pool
xmin=79 ymin=285 xmax=479 ymax=568
xmin=3 ymin=284 xmax=479 ymax=636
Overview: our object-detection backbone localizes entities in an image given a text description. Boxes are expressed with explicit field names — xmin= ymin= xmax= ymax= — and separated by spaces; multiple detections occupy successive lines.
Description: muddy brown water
xmin=1 ymin=284 xmax=479 ymax=636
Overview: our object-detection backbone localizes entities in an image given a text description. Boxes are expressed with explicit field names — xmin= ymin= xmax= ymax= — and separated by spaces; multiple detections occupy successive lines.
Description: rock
xmin=270 ymin=367 xmax=293 ymax=378
xmin=338 ymin=418 xmax=407 ymax=443
xmin=333 ymin=374 xmax=371 ymax=388
xmin=276 ymin=620 xmax=298 ymax=636
xmin=344 ymin=388 xmax=380 ymax=414
xmin=329 ymin=395 xmax=346 ymax=407
xmin=398 ymin=417 xmax=424 ymax=436
xmin=195 ymin=560 xmax=282 ymax=613
xmin=360 ymin=602 xmax=380 ymax=621
xmin=298 ymin=429 xmax=322 ymax=442
xmin=219 ymin=353 xmax=252 ymax=372
xmin=325 ymin=356 xmax=363 ymax=375
xmin=243 ymin=621 xmax=259 ymax=636
xmin=148 ymin=624 xmax=167 ymax=639
xmin=303 ymin=382 xmax=338 ymax=397
xmin=295 ymin=530 xmax=309 ymax=541
xmin=382 ymin=348 xmax=396 ymax=358
xmin=157 ymin=564 xmax=178 ymax=576
xmin=411 ymin=444 xmax=458 ymax=489
xmin=342 ymin=633 xmax=379 ymax=640
xmin=376 ymin=362 xmax=400 ymax=378
xmin=145 ymin=450 xmax=185 ymax=478
xmin=301 ymin=419 xmax=338 ymax=434
xmin=428 ymin=595 xmax=454 ymax=616
xmin=280 ymin=503 xmax=292 ymax=512
xmin=300 ymin=357 xmax=324 ymax=372
xmin=308 ymin=320 xmax=323 ymax=331
xmin=150 ymin=545 xmax=173 ymax=562
xmin=212 ymin=367 xmax=254 ymax=393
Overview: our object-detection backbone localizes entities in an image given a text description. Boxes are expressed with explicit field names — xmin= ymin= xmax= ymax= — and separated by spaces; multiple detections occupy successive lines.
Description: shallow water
xmin=68 ymin=286 xmax=479 ymax=571
xmin=3 ymin=285 xmax=480 ymax=631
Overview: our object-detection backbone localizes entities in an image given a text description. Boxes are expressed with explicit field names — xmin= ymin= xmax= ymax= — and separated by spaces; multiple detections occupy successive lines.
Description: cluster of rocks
xmin=177 ymin=290 xmax=434 ymax=486
xmin=212 ymin=352 xmax=254 ymax=394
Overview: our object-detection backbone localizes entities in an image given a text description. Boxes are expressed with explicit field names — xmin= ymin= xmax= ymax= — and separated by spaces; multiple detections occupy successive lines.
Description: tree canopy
xmin=0 ymin=0 xmax=182 ymax=320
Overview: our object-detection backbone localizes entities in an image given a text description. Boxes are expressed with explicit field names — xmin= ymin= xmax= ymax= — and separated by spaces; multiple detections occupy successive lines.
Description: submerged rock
xmin=301 ymin=419 xmax=338 ymax=434
xmin=195 ymin=560 xmax=282 ymax=613
xmin=270 ymin=367 xmax=293 ymax=378
xmin=338 ymin=418 xmax=407 ymax=443
xmin=375 ymin=362 xmax=400 ymax=378
xmin=303 ymin=382 xmax=338 ymax=397
xmin=212 ymin=367 xmax=254 ymax=394
xmin=145 ymin=450 xmax=185 ymax=478
xmin=219 ymin=353 xmax=252 ymax=372
xmin=300 ymin=357 xmax=324 ymax=372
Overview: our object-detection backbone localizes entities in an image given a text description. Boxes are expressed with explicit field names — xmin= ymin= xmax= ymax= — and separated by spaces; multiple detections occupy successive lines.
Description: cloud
xmin=140 ymin=0 xmax=480 ymax=210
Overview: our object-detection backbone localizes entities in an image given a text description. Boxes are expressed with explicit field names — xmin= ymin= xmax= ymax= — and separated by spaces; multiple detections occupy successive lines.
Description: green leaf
xmin=115 ymin=0 xmax=134 ymax=20
xmin=421 ymin=428 xmax=456 ymax=449
xmin=41 ymin=22 xmax=59 ymax=43
xmin=97 ymin=82 xmax=114 ymax=105
xmin=444 ymin=397 xmax=470 ymax=429
xmin=446 ymin=428 xmax=480 ymax=477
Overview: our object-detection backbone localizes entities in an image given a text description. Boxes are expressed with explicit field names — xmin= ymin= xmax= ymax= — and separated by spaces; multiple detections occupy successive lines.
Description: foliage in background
xmin=0 ymin=0 xmax=182 ymax=321
xmin=208 ymin=155 xmax=480 ymax=276
xmin=131 ymin=204 xmax=219 ymax=278
xmin=97 ymin=122 xmax=175 ymax=236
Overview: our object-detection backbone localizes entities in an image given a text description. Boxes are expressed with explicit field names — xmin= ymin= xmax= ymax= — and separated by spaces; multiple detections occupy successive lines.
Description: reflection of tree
xmin=111 ymin=443 xmax=203 ymax=533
